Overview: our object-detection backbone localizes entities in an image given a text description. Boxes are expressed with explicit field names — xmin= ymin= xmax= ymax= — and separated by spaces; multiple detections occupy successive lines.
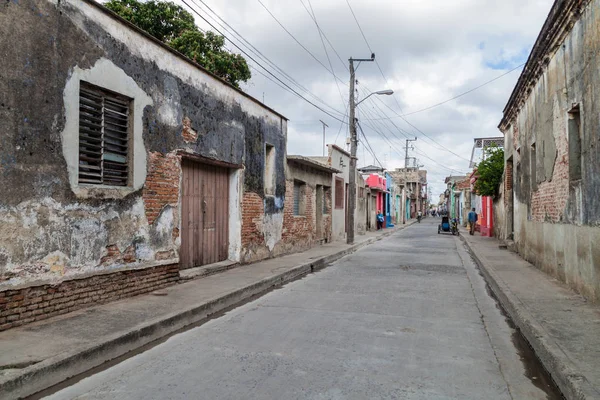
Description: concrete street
xmin=45 ymin=219 xmax=560 ymax=400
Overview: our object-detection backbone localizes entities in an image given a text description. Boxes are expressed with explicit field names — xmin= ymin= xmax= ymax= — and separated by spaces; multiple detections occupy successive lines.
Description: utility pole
xmin=347 ymin=54 xmax=375 ymax=245
xmin=404 ymin=138 xmax=417 ymax=169
xmin=319 ymin=120 xmax=329 ymax=157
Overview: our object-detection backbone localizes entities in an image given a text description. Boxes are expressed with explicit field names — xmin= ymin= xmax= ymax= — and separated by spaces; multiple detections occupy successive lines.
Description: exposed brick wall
xmin=182 ymin=117 xmax=198 ymax=143
xmin=0 ymin=264 xmax=179 ymax=332
xmin=505 ymin=161 xmax=513 ymax=191
xmin=143 ymin=151 xmax=181 ymax=225
xmin=530 ymin=131 xmax=569 ymax=222
xmin=281 ymin=181 xmax=315 ymax=249
xmin=241 ymin=192 xmax=265 ymax=248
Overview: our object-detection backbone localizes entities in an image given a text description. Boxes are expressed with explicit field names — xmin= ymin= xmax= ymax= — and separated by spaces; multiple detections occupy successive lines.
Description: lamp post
xmin=347 ymin=55 xmax=393 ymax=244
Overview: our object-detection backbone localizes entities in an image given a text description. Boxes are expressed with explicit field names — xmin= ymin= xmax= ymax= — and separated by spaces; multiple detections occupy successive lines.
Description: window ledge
xmin=73 ymin=185 xmax=137 ymax=200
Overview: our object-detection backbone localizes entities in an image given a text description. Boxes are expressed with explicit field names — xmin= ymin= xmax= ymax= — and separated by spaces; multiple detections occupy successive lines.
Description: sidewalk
xmin=462 ymin=233 xmax=600 ymax=400
xmin=0 ymin=223 xmax=413 ymax=399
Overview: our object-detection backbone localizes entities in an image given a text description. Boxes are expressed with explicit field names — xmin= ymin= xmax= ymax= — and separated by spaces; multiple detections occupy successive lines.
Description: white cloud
xmin=177 ymin=0 xmax=553 ymax=196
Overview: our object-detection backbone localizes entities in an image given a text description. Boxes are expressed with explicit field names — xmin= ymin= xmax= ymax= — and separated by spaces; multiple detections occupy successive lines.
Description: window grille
xmin=78 ymin=84 xmax=130 ymax=186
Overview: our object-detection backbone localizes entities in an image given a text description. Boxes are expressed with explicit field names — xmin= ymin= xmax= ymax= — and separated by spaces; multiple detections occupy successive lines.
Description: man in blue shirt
xmin=468 ymin=208 xmax=478 ymax=235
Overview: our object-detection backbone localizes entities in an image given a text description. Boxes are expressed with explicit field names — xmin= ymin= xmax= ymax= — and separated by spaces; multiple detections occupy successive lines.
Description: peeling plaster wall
xmin=0 ymin=0 xmax=286 ymax=286
xmin=499 ymin=0 xmax=600 ymax=301
xmin=328 ymin=146 xmax=350 ymax=242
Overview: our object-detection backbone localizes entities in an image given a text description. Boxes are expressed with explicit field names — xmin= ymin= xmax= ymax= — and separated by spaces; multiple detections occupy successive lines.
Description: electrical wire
xmin=357 ymin=90 xmax=469 ymax=175
xmin=304 ymin=0 xmax=345 ymax=107
xmin=256 ymin=0 xmax=348 ymax=88
xmin=357 ymin=121 xmax=384 ymax=168
xmin=179 ymin=0 xmax=347 ymax=123
xmin=297 ymin=0 xmax=348 ymax=72
xmin=366 ymin=62 xmax=526 ymax=119
xmin=189 ymin=0 xmax=346 ymax=117
xmin=342 ymin=0 xmax=475 ymax=164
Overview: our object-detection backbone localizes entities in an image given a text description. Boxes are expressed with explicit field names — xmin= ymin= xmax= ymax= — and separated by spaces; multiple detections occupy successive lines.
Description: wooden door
xmin=316 ymin=185 xmax=323 ymax=240
xmin=345 ymin=183 xmax=349 ymax=233
xmin=181 ymin=159 xmax=229 ymax=269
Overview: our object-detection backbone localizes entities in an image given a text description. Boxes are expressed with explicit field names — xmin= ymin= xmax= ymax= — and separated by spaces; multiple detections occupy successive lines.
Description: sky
xmin=174 ymin=0 xmax=554 ymax=197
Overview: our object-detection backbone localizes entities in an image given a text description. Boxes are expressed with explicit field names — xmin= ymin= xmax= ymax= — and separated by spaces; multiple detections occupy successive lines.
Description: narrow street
xmin=45 ymin=219 xmax=561 ymax=400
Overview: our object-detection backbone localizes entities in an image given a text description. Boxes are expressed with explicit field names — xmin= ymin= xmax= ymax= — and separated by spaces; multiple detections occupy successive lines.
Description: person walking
xmin=468 ymin=207 xmax=478 ymax=235
xmin=376 ymin=210 xmax=384 ymax=230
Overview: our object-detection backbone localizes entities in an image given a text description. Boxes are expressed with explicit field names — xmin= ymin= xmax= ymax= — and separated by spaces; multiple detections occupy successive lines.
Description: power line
xmin=256 ymin=0 xmax=347 ymax=88
xmin=369 ymin=94 xmax=473 ymax=162
xmin=356 ymin=90 xmax=469 ymax=174
xmin=334 ymin=101 xmax=350 ymax=145
xmin=345 ymin=0 xmax=372 ymax=54
xmin=180 ymin=0 xmax=346 ymax=123
xmin=297 ymin=0 xmax=348 ymax=72
xmin=303 ymin=0 xmax=345 ymax=107
xmin=366 ymin=62 xmax=526 ymax=119
xmin=341 ymin=0 xmax=473 ymax=164
xmin=357 ymin=121 xmax=384 ymax=168
xmin=189 ymin=0 xmax=346 ymax=117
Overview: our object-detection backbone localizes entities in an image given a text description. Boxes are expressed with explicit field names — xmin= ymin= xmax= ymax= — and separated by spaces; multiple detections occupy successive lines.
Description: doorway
xmin=180 ymin=159 xmax=230 ymax=269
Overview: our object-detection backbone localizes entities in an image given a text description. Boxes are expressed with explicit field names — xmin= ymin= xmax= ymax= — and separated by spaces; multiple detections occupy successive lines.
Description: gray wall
xmin=499 ymin=0 xmax=600 ymax=300
xmin=0 ymin=0 xmax=286 ymax=286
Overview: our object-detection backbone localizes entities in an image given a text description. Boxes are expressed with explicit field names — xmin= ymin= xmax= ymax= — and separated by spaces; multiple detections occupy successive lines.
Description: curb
xmin=0 ymin=223 xmax=412 ymax=400
xmin=460 ymin=235 xmax=600 ymax=400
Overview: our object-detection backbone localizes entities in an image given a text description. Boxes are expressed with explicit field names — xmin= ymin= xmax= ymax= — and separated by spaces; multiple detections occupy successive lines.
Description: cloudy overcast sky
xmin=175 ymin=0 xmax=553 ymax=196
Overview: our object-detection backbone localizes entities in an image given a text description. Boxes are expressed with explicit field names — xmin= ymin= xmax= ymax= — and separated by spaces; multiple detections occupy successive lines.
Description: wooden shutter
xmin=335 ymin=178 xmax=344 ymax=209
xmin=78 ymin=84 xmax=130 ymax=187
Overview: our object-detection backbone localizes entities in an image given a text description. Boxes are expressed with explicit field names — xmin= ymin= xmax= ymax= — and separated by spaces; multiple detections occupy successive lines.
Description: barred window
xmin=78 ymin=83 xmax=131 ymax=186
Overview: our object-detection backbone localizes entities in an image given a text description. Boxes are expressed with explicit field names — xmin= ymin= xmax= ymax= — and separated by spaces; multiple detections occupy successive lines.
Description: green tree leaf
xmin=105 ymin=0 xmax=251 ymax=87
xmin=473 ymin=145 xmax=504 ymax=197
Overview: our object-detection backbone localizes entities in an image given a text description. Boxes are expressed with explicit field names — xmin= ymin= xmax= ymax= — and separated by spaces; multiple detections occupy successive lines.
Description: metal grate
xmin=323 ymin=188 xmax=328 ymax=214
xmin=78 ymin=84 xmax=130 ymax=186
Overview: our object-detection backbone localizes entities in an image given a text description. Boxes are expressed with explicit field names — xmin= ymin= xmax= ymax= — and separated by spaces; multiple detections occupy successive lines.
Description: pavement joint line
xmin=455 ymin=237 xmax=515 ymax=400
xmin=460 ymin=234 xmax=600 ymax=400
xmin=0 ymin=221 xmax=416 ymax=400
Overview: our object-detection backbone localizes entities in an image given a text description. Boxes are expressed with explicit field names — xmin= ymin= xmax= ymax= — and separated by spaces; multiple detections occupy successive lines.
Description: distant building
xmin=390 ymin=168 xmax=427 ymax=219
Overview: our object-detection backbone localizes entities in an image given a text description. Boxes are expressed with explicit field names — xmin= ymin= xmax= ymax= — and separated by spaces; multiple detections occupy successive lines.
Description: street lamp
xmin=356 ymin=89 xmax=394 ymax=106
xmin=347 ymin=89 xmax=392 ymax=245
xmin=347 ymin=55 xmax=395 ymax=245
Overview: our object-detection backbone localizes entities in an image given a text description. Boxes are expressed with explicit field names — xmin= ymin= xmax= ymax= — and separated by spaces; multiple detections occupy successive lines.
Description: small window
xmin=568 ymin=105 xmax=582 ymax=182
xmin=335 ymin=177 xmax=344 ymax=209
xmin=293 ymin=180 xmax=306 ymax=216
xmin=78 ymin=83 xmax=131 ymax=186
xmin=359 ymin=187 xmax=365 ymax=198
xmin=265 ymin=144 xmax=276 ymax=195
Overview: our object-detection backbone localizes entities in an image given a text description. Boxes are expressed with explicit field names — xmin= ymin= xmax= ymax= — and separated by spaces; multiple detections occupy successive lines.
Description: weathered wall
xmin=493 ymin=180 xmax=507 ymax=240
xmin=328 ymin=145 xmax=349 ymax=241
xmin=279 ymin=161 xmax=332 ymax=254
xmin=356 ymin=177 xmax=367 ymax=234
xmin=0 ymin=0 xmax=286 ymax=286
xmin=499 ymin=0 xmax=600 ymax=300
